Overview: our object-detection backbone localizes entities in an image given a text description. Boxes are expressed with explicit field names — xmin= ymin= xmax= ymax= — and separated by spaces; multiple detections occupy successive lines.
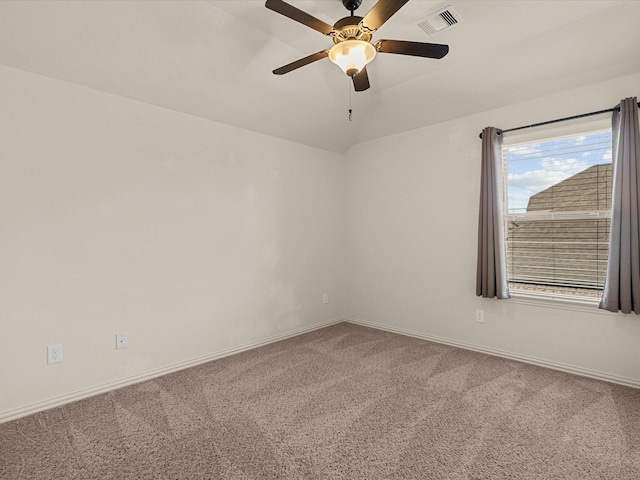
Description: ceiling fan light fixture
xmin=328 ymin=40 xmax=376 ymax=77
xmin=266 ymin=0 xmax=450 ymax=92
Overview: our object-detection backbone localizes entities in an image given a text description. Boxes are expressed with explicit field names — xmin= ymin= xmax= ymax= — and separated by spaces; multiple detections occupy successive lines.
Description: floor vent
xmin=416 ymin=6 xmax=463 ymax=36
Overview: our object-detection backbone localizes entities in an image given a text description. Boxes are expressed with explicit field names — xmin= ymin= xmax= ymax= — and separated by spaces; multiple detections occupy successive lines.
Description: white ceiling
xmin=1 ymin=0 xmax=639 ymax=153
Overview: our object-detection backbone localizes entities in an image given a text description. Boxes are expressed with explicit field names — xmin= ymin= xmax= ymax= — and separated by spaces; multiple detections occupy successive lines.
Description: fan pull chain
xmin=348 ymin=79 xmax=353 ymax=121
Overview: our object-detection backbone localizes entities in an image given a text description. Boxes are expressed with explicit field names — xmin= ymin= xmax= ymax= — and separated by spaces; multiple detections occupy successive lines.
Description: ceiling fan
xmin=265 ymin=0 xmax=449 ymax=92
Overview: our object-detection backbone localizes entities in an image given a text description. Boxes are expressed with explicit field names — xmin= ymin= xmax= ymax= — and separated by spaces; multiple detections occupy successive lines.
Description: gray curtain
xmin=599 ymin=97 xmax=640 ymax=314
xmin=476 ymin=127 xmax=510 ymax=299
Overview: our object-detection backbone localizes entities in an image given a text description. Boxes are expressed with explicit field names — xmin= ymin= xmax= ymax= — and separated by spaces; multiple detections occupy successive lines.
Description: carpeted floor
xmin=2 ymin=322 xmax=640 ymax=479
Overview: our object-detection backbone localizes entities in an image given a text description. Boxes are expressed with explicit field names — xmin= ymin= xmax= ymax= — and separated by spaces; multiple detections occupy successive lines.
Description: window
xmin=503 ymin=127 xmax=612 ymax=300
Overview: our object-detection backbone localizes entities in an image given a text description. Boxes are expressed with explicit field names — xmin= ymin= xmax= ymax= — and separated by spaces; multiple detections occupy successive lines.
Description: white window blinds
xmin=503 ymin=130 xmax=612 ymax=297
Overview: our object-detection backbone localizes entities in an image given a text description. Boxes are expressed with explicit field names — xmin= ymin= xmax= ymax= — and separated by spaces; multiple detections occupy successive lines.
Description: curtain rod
xmin=478 ymin=101 xmax=640 ymax=139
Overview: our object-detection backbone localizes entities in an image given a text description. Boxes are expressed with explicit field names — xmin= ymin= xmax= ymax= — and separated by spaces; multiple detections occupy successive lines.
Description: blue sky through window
xmin=504 ymin=130 xmax=612 ymax=214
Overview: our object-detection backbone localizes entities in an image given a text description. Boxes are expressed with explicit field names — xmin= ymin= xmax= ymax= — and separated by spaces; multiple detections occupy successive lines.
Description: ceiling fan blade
xmin=375 ymin=39 xmax=449 ymax=59
xmin=265 ymin=0 xmax=334 ymax=36
xmin=273 ymin=50 xmax=330 ymax=75
xmin=359 ymin=0 xmax=410 ymax=33
xmin=352 ymin=67 xmax=370 ymax=92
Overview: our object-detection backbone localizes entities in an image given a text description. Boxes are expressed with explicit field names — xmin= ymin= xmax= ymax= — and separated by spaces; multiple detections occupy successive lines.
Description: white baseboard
xmin=0 ymin=318 xmax=342 ymax=424
xmin=344 ymin=317 xmax=640 ymax=390
xmin=6 ymin=316 xmax=636 ymax=423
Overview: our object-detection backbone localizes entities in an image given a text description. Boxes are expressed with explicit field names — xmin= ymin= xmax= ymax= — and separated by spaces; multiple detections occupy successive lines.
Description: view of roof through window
xmin=505 ymin=130 xmax=612 ymax=214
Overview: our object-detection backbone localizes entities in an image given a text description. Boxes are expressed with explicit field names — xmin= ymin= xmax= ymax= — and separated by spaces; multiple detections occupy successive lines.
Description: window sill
xmin=507 ymin=290 xmax=616 ymax=315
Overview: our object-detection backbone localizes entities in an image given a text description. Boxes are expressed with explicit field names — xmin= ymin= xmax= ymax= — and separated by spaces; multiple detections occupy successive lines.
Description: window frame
xmin=500 ymin=116 xmax=613 ymax=306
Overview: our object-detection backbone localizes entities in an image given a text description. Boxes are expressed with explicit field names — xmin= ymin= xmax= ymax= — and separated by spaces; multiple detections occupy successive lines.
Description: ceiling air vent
xmin=416 ymin=6 xmax=463 ymax=36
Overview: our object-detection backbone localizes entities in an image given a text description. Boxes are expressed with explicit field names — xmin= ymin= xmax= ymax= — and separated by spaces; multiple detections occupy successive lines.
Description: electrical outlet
xmin=47 ymin=344 xmax=62 ymax=364
xmin=475 ymin=309 xmax=485 ymax=323
xmin=323 ymin=293 xmax=328 ymax=304
xmin=116 ymin=333 xmax=128 ymax=349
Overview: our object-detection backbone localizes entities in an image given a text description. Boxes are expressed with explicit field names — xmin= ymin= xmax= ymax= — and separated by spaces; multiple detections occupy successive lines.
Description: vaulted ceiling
xmin=1 ymin=1 xmax=639 ymax=153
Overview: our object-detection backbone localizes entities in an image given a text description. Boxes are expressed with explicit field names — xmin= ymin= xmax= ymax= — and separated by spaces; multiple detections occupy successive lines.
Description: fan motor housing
xmin=342 ymin=0 xmax=363 ymax=11
xmin=332 ymin=16 xmax=371 ymax=43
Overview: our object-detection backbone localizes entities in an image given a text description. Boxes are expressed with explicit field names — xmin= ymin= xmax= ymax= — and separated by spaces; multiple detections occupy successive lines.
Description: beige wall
xmin=0 ymin=66 xmax=345 ymax=419
xmin=344 ymin=71 xmax=640 ymax=385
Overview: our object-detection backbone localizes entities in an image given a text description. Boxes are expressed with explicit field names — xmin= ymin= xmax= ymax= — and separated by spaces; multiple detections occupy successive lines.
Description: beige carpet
xmin=2 ymin=322 xmax=640 ymax=479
